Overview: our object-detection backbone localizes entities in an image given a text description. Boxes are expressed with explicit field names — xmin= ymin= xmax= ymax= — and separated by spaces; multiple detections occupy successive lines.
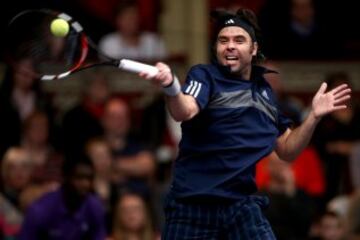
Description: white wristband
xmin=163 ymin=75 xmax=181 ymax=96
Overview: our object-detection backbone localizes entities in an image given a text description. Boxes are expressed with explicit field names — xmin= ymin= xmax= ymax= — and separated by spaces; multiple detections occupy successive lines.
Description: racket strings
xmin=7 ymin=10 xmax=85 ymax=76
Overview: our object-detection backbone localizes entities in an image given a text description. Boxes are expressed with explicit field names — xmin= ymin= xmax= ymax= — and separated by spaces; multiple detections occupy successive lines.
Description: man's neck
xmin=232 ymin=65 xmax=252 ymax=80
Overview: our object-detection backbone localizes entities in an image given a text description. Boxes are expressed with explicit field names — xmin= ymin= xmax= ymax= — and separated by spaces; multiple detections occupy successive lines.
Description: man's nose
xmin=226 ymin=41 xmax=236 ymax=50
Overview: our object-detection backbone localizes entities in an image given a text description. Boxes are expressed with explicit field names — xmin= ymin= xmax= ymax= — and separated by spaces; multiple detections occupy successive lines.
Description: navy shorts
xmin=162 ymin=194 xmax=276 ymax=240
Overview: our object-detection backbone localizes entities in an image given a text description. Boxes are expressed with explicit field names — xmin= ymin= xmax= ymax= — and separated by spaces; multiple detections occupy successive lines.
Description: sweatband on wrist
xmin=163 ymin=75 xmax=181 ymax=96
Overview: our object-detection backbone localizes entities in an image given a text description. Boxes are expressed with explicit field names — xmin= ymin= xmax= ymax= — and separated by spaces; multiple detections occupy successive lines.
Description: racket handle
xmin=119 ymin=59 xmax=159 ymax=77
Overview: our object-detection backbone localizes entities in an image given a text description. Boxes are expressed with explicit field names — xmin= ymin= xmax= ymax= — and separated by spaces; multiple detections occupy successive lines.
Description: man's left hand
xmin=311 ymin=82 xmax=351 ymax=120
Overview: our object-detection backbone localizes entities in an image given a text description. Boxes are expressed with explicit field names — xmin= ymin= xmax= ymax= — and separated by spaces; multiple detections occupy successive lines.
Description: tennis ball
xmin=50 ymin=18 xmax=69 ymax=37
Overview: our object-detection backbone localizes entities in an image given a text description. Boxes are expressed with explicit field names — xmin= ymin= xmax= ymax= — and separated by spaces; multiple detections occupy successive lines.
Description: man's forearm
xmin=165 ymin=93 xmax=199 ymax=122
xmin=277 ymin=111 xmax=320 ymax=161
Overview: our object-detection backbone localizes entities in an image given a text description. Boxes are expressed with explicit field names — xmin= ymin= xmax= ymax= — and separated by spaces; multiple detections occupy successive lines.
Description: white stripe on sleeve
xmin=185 ymin=81 xmax=194 ymax=94
xmin=189 ymin=81 xmax=198 ymax=96
xmin=193 ymin=83 xmax=202 ymax=98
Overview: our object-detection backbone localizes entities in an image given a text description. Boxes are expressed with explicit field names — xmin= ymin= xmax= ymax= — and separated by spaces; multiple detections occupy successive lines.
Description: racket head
xmin=6 ymin=9 xmax=92 ymax=80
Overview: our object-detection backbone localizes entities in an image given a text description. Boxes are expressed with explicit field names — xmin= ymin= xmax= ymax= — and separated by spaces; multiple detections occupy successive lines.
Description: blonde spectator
xmin=1 ymin=147 xmax=33 ymax=195
xmin=109 ymin=191 xmax=159 ymax=240
xmin=0 ymin=147 xmax=33 ymax=239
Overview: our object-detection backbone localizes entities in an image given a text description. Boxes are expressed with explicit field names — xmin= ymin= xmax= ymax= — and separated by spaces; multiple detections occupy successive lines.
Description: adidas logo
xmin=225 ymin=19 xmax=235 ymax=25
xmin=261 ymin=89 xmax=269 ymax=100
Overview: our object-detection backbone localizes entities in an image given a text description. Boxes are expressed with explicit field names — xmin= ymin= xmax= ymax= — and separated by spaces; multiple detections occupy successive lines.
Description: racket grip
xmin=119 ymin=59 xmax=159 ymax=77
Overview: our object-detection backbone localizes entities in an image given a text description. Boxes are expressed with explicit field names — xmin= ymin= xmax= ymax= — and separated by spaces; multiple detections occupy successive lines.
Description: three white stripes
xmin=185 ymin=80 xmax=202 ymax=98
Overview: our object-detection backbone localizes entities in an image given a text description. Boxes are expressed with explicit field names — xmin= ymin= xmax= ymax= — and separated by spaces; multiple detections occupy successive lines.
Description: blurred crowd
xmin=0 ymin=0 xmax=360 ymax=240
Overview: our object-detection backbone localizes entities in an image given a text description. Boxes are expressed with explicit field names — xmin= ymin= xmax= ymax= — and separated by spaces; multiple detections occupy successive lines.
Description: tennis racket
xmin=5 ymin=9 xmax=159 ymax=81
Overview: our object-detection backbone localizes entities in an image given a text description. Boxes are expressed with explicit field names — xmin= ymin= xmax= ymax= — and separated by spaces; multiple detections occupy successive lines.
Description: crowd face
xmin=2 ymin=148 xmax=32 ymax=191
xmin=69 ymin=164 xmax=94 ymax=198
xmin=102 ymin=99 xmax=130 ymax=137
xmin=319 ymin=214 xmax=344 ymax=240
xmin=116 ymin=6 xmax=140 ymax=36
xmin=24 ymin=113 xmax=49 ymax=146
xmin=291 ymin=0 xmax=315 ymax=26
xmin=216 ymin=26 xmax=257 ymax=76
xmin=13 ymin=58 xmax=37 ymax=91
xmin=86 ymin=76 xmax=109 ymax=104
xmin=87 ymin=141 xmax=112 ymax=175
xmin=117 ymin=194 xmax=147 ymax=232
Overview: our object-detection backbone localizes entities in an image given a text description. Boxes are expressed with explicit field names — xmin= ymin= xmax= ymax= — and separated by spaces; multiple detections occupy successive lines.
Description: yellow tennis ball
xmin=50 ymin=18 xmax=69 ymax=37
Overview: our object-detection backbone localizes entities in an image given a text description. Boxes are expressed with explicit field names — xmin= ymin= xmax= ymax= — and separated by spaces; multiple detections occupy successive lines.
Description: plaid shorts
xmin=162 ymin=194 xmax=276 ymax=240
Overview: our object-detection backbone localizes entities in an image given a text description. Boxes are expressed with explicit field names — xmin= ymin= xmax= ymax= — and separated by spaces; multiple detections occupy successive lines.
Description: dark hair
xmin=114 ymin=0 xmax=138 ymax=18
xmin=22 ymin=110 xmax=48 ymax=134
xmin=62 ymin=153 xmax=94 ymax=178
xmin=210 ymin=8 xmax=266 ymax=64
xmin=325 ymin=71 xmax=351 ymax=89
xmin=0 ymin=58 xmax=42 ymax=102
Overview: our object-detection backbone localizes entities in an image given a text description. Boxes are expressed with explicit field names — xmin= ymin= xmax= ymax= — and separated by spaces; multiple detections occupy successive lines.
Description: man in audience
xmin=19 ymin=155 xmax=107 ymax=240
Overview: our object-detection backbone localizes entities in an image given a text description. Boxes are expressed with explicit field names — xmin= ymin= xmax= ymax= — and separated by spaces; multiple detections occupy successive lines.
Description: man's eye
xmin=235 ymin=38 xmax=245 ymax=43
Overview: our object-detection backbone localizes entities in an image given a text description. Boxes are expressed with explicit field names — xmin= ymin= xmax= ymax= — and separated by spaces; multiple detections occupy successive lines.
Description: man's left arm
xmin=275 ymin=82 xmax=351 ymax=161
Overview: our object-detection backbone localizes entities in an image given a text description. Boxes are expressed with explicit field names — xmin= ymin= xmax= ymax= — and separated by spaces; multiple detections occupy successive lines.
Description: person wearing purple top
xmin=19 ymin=156 xmax=107 ymax=240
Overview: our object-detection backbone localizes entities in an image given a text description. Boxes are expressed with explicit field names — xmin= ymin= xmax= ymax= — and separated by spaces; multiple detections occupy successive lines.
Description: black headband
xmin=211 ymin=10 xmax=257 ymax=42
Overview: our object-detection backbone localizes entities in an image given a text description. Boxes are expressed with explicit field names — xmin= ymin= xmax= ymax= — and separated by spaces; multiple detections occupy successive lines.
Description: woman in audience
xmin=21 ymin=111 xmax=63 ymax=187
xmin=109 ymin=191 xmax=159 ymax=240
xmin=0 ymin=147 xmax=33 ymax=239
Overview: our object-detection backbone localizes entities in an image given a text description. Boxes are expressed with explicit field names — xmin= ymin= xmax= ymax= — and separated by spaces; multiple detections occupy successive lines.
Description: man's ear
xmin=252 ymin=42 xmax=258 ymax=56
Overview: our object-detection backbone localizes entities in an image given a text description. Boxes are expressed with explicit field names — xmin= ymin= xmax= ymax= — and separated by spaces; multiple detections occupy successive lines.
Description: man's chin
xmin=228 ymin=65 xmax=241 ymax=73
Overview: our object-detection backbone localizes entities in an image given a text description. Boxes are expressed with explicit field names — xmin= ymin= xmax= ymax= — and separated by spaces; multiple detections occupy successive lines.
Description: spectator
xmin=108 ymin=191 xmax=159 ymax=240
xmin=101 ymin=97 xmax=155 ymax=196
xmin=138 ymin=93 xmax=182 ymax=231
xmin=85 ymin=137 xmax=116 ymax=232
xmin=260 ymin=0 xmax=332 ymax=59
xmin=317 ymin=211 xmax=345 ymax=240
xmin=256 ymin=147 xmax=326 ymax=198
xmin=259 ymin=152 xmax=316 ymax=240
xmin=347 ymin=190 xmax=360 ymax=240
xmin=86 ymin=138 xmax=114 ymax=205
xmin=257 ymin=62 xmax=325 ymax=203
xmin=0 ymin=147 xmax=33 ymax=239
xmin=313 ymin=72 xmax=360 ymax=203
xmin=0 ymin=57 xmax=54 ymax=158
xmin=21 ymin=111 xmax=63 ymax=186
xmin=261 ymin=60 xmax=304 ymax=126
xmin=62 ymin=71 xmax=110 ymax=159
xmin=98 ymin=0 xmax=167 ymax=61
xmin=19 ymin=155 xmax=107 ymax=240
xmin=139 ymin=94 xmax=181 ymax=172
xmin=349 ymin=142 xmax=360 ymax=189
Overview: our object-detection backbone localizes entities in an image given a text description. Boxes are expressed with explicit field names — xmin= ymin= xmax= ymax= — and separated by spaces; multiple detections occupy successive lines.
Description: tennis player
xmin=141 ymin=8 xmax=351 ymax=239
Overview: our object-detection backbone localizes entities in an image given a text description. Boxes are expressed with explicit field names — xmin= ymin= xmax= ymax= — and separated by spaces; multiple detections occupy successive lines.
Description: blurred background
xmin=0 ymin=0 xmax=360 ymax=239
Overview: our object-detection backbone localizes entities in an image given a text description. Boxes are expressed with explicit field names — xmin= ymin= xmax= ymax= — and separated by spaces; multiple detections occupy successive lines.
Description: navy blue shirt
xmin=170 ymin=64 xmax=292 ymax=199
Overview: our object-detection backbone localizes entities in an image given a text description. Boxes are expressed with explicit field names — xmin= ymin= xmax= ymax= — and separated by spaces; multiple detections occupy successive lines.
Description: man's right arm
xmin=140 ymin=62 xmax=200 ymax=122
xmin=165 ymin=93 xmax=199 ymax=122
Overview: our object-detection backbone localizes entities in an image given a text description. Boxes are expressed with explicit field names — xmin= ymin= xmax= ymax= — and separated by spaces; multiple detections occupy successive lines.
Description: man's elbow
xmin=276 ymin=151 xmax=297 ymax=162
xmin=171 ymin=109 xmax=197 ymax=122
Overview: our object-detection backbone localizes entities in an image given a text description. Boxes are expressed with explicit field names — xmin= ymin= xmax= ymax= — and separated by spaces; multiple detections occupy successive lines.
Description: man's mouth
xmin=225 ymin=56 xmax=239 ymax=60
xmin=224 ymin=56 xmax=239 ymax=65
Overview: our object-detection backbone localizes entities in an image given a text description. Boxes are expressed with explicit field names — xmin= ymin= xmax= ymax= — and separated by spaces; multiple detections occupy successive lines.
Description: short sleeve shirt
xmin=171 ymin=64 xmax=292 ymax=199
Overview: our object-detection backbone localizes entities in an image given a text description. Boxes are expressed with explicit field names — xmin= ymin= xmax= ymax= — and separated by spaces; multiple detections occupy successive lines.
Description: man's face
xmin=69 ymin=164 xmax=94 ymax=197
xmin=216 ymin=26 xmax=257 ymax=75
xmin=102 ymin=99 xmax=130 ymax=137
